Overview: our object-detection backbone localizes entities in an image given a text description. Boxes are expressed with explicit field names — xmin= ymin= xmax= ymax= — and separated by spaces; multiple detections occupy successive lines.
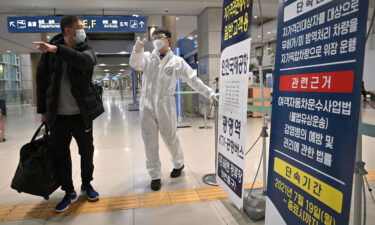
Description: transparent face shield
xmin=152 ymin=33 xmax=167 ymax=41
xmin=152 ymin=33 xmax=168 ymax=50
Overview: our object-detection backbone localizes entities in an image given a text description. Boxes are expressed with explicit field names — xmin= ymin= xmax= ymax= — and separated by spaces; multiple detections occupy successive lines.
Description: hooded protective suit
xmin=130 ymin=48 xmax=215 ymax=179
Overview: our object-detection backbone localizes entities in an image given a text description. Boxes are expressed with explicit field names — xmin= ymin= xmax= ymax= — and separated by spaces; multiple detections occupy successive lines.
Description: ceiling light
xmin=47 ymin=36 xmax=50 ymax=39
xmin=132 ymin=14 xmax=139 ymax=17
xmin=120 ymin=63 xmax=128 ymax=66
xmin=176 ymin=17 xmax=179 ymax=21
xmin=99 ymin=64 xmax=106 ymax=66
xmin=194 ymin=35 xmax=198 ymax=38
xmin=119 ymin=69 xmax=125 ymax=71
xmin=6 ymin=50 xmax=11 ymax=53
xmin=254 ymin=16 xmax=258 ymax=19
xmin=258 ymin=35 xmax=261 ymax=38
xmin=119 ymin=51 xmax=128 ymax=54
xmin=104 ymin=69 xmax=109 ymax=72
xmin=267 ymin=32 xmax=271 ymax=35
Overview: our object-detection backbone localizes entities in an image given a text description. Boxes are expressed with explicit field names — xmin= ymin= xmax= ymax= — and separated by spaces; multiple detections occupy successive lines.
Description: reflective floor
xmin=0 ymin=90 xmax=374 ymax=225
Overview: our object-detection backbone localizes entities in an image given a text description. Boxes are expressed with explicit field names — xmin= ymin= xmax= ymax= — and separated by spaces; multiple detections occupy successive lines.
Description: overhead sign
xmin=217 ymin=0 xmax=253 ymax=210
xmin=7 ymin=16 xmax=147 ymax=33
xmin=265 ymin=0 xmax=369 ymax=225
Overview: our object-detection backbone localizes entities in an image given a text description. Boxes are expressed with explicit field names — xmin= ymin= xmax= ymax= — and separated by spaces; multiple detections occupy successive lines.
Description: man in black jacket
xmin=34 ymin=15 xmax=104 ymax=213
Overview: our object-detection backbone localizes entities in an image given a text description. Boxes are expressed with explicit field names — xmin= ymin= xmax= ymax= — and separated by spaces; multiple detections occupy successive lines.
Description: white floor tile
xmin=0 ymin=218 xmax=47 ymax=225
xmin=45 ymin=210 xmax=133 ymax=225
xmin=134 ymin=201 xmax=226 ymax=225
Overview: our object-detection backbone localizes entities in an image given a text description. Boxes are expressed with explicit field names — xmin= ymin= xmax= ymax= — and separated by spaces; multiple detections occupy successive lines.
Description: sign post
xmin=217 ymin=0 xmax=253 ymax=210
xmin=265 ymin=0 xmax=370 ymax=225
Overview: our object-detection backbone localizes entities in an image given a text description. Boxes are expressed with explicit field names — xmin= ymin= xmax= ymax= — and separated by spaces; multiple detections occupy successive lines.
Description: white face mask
xmin=153 ymin=39 xmax=166 ymax=50
xmin=73 ymin=29 xmax=86 ymax=44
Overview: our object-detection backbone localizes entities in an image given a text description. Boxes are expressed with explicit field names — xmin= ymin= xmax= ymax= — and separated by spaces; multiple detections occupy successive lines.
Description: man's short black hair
xmin=152 ymin=28 xmax=172 ymax=38
xmin=60 ymin=15 xmax=81 ymax=33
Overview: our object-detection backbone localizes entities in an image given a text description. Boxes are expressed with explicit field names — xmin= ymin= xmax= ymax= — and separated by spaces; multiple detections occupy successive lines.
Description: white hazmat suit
xmin=130 ymin=48 xmax=215 ymax=180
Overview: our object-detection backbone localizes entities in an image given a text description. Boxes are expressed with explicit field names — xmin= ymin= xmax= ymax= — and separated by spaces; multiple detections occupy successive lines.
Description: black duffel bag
xmin=11 ymin=122 xmax=60 ymax=200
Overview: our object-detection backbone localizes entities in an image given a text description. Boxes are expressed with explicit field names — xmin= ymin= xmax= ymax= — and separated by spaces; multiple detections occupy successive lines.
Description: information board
xmin=265 ymin=1 xmax=369 ymax=224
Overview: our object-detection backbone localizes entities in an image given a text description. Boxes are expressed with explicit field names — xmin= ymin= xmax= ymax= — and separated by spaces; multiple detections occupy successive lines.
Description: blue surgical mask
xmin=74 ymin=29 xmax=86 ymax=44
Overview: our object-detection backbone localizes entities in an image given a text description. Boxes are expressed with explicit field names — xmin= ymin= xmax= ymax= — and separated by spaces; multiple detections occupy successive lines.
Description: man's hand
xmin=33 ymin=42 xmax=57 ymax=53
xmin=40 ymin=114 xmax=47 ymax=123
xmin=211 ymin=93 xmax=219 ymax=102
xmin=134 ymin=37 xmax=147 ymax=52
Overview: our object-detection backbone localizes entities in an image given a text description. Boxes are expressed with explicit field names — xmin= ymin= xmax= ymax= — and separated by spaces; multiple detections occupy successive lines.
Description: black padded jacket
xmin=36 ymin=33 xmax=104 ymax=128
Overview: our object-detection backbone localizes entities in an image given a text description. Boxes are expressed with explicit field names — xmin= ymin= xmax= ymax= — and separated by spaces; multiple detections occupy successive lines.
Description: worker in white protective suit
xmin=130 ymin=28 xmax=219 ymax=191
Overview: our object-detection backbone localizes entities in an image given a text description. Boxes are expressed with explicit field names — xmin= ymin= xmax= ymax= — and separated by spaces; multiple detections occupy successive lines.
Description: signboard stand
xmin=244 ymin=56 xmax=269 ymax=221
xmin=353 ymin=99 xmax=363 ymax=225
xmin=244 ymin=188 xmax=266 ymax=220
xmin=258 ymin=57 xmax=269 ymax=192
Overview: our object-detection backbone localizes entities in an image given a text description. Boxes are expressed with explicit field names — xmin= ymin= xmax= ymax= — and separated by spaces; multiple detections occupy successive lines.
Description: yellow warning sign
xmin=274 ymin=157 xmax=343 ymax=213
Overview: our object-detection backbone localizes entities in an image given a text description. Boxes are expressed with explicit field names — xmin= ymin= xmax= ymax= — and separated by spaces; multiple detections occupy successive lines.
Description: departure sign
xmin=7 ymin=16 xmax=147 ymax=33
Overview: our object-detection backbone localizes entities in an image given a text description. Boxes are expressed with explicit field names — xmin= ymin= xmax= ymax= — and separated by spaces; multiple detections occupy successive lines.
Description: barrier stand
xmin=172 ymin=47 xmax=191 ymax=128
xmin=0 ymin=109 xmax=5 ymax=142
xmin=173 ymin=90 xmax=203 ymax=128
xmin=175 ymin=80 xmax=192 ymax=128
xmin=202 ymin=78 xmax=219 ymax=186
xmin=198 ymin=99 xmax=212 ymax=130
xmin=128 ymin=69 xmax=139 ymax=111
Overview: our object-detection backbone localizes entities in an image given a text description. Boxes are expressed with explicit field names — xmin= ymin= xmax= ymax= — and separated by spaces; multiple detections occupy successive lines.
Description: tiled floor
xmin=0 ymin=90 xmax=374 ymax=225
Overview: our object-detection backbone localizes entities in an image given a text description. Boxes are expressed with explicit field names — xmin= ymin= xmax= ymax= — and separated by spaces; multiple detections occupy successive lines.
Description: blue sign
xmin=7 ymin=16 xmax=147 ymax=33
xmin=265 ymin=1 xmax=369 ymax=225
xmin=177 ymin=39 xmax=196 ymax=55
xmin=102 ymin=76 xmax=120 ymax=81
xmin=220 ymin=0 xmax=253 ymax=51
